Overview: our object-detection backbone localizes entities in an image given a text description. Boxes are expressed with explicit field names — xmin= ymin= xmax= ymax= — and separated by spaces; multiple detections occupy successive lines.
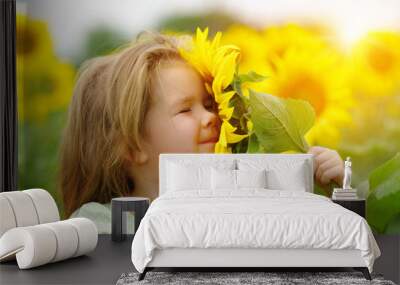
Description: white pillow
xmin=267 ymin=168 xmax=307 ymax=191
xmin=211 ymin=168 xmax=236 ymax=190
xmin=237 ymin=158 xmax=309 ymax=191
xmin=167 ymin=162 xmax=211 ymax=191
xmin=167 ymin=158 xmax=236 ymax=171
xmin=236 ymin=169 xmax=267 ymax=189
xmin=166 ymin=159 xmax=236 ymax=192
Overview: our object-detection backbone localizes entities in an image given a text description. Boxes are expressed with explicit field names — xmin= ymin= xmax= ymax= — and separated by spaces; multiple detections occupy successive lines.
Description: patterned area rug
xmin=116 ymin=271 xmax=396 ymax=285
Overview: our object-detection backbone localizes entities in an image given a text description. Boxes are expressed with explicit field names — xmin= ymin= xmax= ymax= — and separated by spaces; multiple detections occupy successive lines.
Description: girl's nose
xmin=201 ymin=108 xmax=219 ymax=129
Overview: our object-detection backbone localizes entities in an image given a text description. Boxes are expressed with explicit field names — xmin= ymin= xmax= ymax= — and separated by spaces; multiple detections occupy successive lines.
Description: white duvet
xmin=131 ymin=189 xmax=381 ymax=273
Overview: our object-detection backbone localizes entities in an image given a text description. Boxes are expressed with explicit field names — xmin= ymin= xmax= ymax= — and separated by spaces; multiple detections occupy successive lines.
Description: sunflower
xmin=350 ymin=31 xmax=400 ymax=97
xmin=179 ymin=28 xmax=248 ymax=153
xmin=262 ymin=23 xmax=330 ymax=71
xmin=19 ymin=58 xmax=76 ymax=123
xmin=260 ymin=48 xmax=353 ymax=148
xmin=229 ymin=23 xmax=333 ymax=98
xmin=221 ymin=25 xmax=269 ymax=75
xmin=16 ymin=14 xmax=76 ymax=123
xmin=16 ymin=14 xmax=54 ymax=62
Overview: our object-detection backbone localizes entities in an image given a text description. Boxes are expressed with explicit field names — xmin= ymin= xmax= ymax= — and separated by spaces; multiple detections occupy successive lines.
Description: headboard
xmin=159 ymin=153 xmax=314 ymax=195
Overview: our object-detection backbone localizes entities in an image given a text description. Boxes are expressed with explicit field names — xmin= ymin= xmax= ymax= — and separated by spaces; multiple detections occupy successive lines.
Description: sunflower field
xmin=17 ymin=13 xmax=400 ymax=233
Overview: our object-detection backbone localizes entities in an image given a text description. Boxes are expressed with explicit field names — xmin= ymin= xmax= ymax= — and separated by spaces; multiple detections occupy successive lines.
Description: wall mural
xmin=16 ymin=3 xmax=400 ymax=234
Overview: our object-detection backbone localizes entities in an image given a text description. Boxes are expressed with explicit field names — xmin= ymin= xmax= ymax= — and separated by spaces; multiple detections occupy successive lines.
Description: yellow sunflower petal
xmin=218 ymin=106 xmax=234 ymax=121
xmin=214 ymin=90 xmax=235 ymax=105
xmin=221 ymin=120 xmax=249 ymax=144
xmin=215 ymin=142 xmax=231 ymax=153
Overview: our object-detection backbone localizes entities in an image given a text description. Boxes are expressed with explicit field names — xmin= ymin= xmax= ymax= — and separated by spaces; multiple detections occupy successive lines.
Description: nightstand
xmin=111 ymin=197 xmax=150 ymax=242
xmin=332 ymin=198 xmax=366 ymax=218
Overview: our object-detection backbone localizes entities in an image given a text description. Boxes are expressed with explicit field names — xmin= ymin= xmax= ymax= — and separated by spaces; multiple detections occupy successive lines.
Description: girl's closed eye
xmin=175 ymin=103 xmax=192 ymax=115
xmin=178 ymin=107 xmax=191 ymax=114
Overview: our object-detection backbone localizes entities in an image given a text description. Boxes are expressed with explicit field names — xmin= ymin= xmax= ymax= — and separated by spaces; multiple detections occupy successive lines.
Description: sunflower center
xmin=367 ymin=45 xmax=394 ymax=75
xmin=279 ymin=73 xmax=326 ymax=116
xmin=17 ymin=26 xmax=38 ymax=56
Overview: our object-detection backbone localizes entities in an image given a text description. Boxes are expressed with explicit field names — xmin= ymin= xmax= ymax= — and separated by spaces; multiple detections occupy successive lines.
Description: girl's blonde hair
xmin=59 ymin=32 xmax=183 ymax=217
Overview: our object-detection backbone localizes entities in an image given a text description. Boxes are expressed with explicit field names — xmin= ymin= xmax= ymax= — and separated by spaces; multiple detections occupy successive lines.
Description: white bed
xmin=131 ymin=153 xmax=381 ymax=280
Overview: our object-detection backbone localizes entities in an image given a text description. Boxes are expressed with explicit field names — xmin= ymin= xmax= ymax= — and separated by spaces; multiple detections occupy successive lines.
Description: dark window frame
xmin=0 ymin=0 xmax=17 ymax=192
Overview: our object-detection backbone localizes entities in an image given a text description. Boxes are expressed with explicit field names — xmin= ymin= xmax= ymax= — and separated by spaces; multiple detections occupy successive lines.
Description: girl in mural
xmin=58 ymin=32 xmax=344 ymax=233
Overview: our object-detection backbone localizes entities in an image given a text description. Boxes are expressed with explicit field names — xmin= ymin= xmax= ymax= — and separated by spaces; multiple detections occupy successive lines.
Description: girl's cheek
xmin=168 ymin=116 xmax=199 ymax=150
xmin=150 ymin=115 xmax=199 ymax=153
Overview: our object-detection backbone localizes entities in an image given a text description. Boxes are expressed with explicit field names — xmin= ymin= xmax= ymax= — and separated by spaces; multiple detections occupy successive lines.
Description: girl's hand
xmin=307 ymin=146 xmax=344 ymax=187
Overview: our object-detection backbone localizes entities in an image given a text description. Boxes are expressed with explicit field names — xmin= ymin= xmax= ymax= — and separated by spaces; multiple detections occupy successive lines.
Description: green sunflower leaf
xmin=232 ymin=71 xmax=267 ymax=97
xmin=247 ymin=133 xmax=261 ymax=153
xmin=249 ymin=90 xmax=315 ymax=153
xmin=366 ymin=152 xmax=400 ymax=233
xmin=238 ymin=71 xmax=268 ymax=83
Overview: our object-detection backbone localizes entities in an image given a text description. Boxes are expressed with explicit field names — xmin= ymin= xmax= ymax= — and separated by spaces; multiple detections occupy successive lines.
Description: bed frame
xmin=140 ymin=248 xmax=371 ymax=280
xmin=138 ymin=153 xmax=372 ymax=281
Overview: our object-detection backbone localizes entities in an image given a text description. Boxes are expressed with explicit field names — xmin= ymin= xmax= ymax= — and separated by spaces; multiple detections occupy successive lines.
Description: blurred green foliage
xmin=158 ymin=11 xmax=238 ymax=36
xmin=18 ymin=110 xmax=67 ymax=217
xmin=74 ymin=25 xmax=129 ymax=67
xmin=367 ymin=153 xmax=400 ymax=234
